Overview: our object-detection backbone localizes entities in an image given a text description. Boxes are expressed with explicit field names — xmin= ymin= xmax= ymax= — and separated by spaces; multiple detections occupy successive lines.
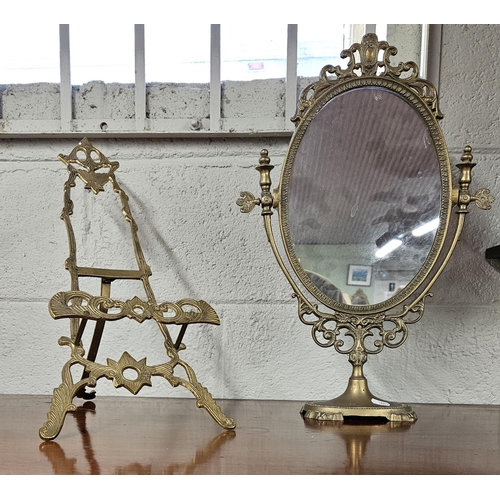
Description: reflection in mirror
xmin=288 ymin=87 xmax=441 ymax=306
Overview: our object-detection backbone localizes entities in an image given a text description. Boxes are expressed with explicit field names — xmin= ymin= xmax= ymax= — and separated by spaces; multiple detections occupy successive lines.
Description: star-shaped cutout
xmin=107 ymin=351 xmax=153 ymax=395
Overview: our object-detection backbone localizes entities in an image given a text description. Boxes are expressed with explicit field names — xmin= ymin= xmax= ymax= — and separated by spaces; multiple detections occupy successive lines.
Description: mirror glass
xmin=287 ymin=86 xmax=441 ymax=307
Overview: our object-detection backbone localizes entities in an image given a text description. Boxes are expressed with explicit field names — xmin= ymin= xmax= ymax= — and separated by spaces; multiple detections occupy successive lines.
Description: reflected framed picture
xmin=347 ymin=264 xmax=372 ymax=287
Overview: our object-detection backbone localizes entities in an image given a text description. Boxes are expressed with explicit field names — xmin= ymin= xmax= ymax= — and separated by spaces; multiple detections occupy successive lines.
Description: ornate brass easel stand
xmin=40 ymin=139 xmax=235 ymax=440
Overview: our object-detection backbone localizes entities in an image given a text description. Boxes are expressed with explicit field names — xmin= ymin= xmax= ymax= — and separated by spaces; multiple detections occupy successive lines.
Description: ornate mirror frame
xmin=280 ymin=77 xmax=450 ymax=316
xmin=238 ymin=33 xmax=493 ymax=423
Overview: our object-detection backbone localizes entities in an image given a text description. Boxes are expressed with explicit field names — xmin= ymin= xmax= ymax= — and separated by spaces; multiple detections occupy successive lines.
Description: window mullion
xmin=286 ymin=24 xmax=298 ymax=129
xmin=59 ymin=24 xmax=72 ymax=132
xmin=135 ymin=24 xmax=146 ymax=131
xmin=210 ymin=24 xmax=221 ymax=132
xmin=420 ymin=24 xmax=430 ymax=80
xmin=424 ymin=24 xmax=442 ymax=92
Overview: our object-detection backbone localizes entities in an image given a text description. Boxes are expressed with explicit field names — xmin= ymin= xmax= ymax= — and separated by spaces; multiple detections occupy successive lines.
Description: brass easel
xmin=40 ymin=138 xmax=235 ymax=440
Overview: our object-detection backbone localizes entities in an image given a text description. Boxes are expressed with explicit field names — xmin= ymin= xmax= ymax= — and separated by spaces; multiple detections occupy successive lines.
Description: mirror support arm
xmin=406 ymin=146 xmax=494 ymax=312
xmin=262 ymin=216 xmax=318 ymax=312
xmin=404 ymin=214 xmax=465 ymax=314
xmin=237 ymin=151 xmax=317 ymax=311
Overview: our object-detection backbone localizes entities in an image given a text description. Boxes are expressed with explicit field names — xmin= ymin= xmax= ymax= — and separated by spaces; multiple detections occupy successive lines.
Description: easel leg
xmin=159 ymin=328 xmax=236 ymax=430
xmin=39 ymin=342 xmax=92 ymax=441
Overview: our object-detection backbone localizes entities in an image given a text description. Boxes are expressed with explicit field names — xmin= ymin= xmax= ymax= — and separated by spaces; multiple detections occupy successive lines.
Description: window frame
xmin=0 ymin=24 xmax=441 ymax=139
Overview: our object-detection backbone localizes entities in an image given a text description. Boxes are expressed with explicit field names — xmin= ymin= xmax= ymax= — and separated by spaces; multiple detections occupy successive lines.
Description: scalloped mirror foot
xmin=300 ymin=372 xmax=417 ymax=423
xmin=300 ymin=401 xmax=417 ymax=423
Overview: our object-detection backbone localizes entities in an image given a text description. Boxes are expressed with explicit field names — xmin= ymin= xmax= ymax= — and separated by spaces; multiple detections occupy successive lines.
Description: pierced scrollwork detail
xmin=39 ymin=336 xmax=236 ymax=440
xmin=331 ymin=33 xmax=414 ymax=79
xmin=295 ymin=293 xmax=430 ymax=362
xmin=58 ymin=137 xmax=119 ymax=195
xmin=49 ymin=291 xmax=220 ymax=326
xmin=292 ymin=33 xmax=442 ymax=124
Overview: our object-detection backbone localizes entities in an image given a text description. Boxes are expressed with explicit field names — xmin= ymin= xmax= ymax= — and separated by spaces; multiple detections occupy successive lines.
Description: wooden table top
xmin=0 ymin=394 xmax=499 ymax=474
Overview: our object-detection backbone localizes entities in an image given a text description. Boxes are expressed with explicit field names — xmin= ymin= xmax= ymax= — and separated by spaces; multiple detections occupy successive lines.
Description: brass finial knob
xmin=461 ymin=145 xmax=473 ymax=163
xmin=259 ymin=149 xmax=271 ymax=166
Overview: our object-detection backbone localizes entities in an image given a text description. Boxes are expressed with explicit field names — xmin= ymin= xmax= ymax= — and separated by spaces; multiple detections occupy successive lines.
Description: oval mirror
xmin=238 ymin=33 xmax=492 ymax=423
xmin=280 ymin=82 xmax=451 ymax=313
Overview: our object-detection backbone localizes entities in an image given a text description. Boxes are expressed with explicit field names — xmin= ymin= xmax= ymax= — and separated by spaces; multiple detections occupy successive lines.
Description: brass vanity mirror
xmin=238 ymin=34 xmax=493 ymax=422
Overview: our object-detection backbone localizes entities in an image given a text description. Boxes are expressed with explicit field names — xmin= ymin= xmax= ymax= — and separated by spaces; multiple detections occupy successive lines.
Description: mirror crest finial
xmin=333 ymin=33 xmax=416 ymax=79
xmin=293 ymin=33 xmax=442 ymax=124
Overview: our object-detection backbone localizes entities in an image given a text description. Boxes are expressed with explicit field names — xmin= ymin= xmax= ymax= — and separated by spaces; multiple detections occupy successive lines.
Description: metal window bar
xmin=210 ymin=24 xmax=222 ymax=132
xmin=135 ymin=24 xmax=146 ymax=132
xmin=59 ymin=24 xmax=72 ymax=132
xmin=285 ymin=24 xmax=298 ymax=128
xmin=423 ymin=24 xmax=443 ymax=92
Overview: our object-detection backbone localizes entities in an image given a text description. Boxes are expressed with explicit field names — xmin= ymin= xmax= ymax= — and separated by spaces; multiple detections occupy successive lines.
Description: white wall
xmin=1 ymin=24 xmax=499 ymax=406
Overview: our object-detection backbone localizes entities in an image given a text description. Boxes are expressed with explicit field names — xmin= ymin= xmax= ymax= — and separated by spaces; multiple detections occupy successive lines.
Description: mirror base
xmin=300 ymin=373 xmax=417 ymax=423
xmin=300 ymin=400 xmax=417 ymax=422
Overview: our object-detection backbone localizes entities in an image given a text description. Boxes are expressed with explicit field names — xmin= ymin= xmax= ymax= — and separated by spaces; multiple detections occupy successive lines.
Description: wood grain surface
xmin=0 ymin=395 xmax=499 ymax=474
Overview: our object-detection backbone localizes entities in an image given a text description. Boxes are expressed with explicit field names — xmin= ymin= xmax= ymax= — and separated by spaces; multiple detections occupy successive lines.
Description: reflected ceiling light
xmin=375 ymin=238 xmax=402 ymax=258
xmin=412 ymin=217 xmax=439 ymax=237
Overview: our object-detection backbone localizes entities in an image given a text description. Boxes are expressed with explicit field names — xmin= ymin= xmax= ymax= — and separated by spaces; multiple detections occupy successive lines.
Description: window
xmin=0 ymin=24 xmax=438 ymax=137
